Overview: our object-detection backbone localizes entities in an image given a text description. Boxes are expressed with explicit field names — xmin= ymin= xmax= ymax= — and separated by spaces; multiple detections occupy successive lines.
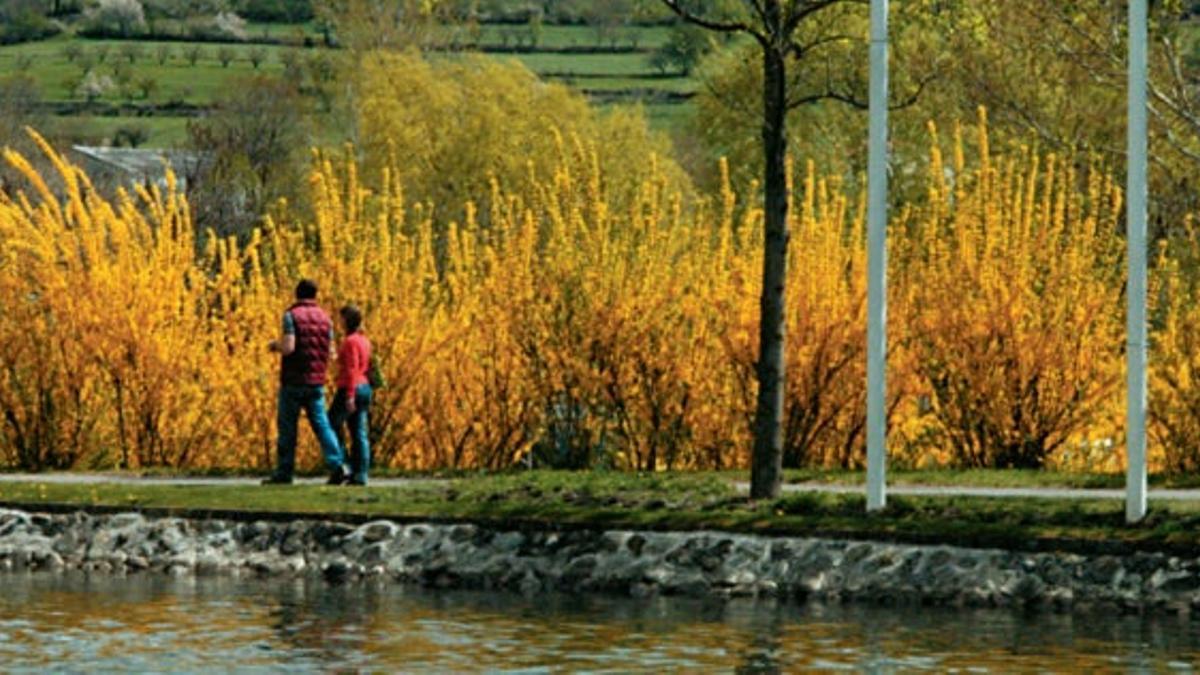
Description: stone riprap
xmin=1 ymin=508 xmax=1198 ymax=612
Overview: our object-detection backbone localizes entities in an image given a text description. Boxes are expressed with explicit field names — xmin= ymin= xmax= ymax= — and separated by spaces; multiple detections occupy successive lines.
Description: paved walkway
xmin=2 ymin=473 xmax=1200 ymax=501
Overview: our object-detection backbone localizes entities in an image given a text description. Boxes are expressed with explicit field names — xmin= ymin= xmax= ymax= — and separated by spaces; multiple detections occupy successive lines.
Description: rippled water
xmin=1 ymin=572 xmax=1198 ymax=672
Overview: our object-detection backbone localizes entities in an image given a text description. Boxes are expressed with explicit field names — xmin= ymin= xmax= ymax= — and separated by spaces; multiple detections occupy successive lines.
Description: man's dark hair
xmin=340 ymin=304 xmax=362 ymax=333
xmin=295 ymin=279 xmax=318 ymax=300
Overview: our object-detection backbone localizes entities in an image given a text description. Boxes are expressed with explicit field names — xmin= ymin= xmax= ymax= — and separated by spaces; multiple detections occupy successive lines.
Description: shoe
xmin=348 ymin=478 xmax=367 ymax=487
xmin=261 ymin=474 xmax=293 ymax=485
xmin=327 ymin=467 xmax=350 ymax=486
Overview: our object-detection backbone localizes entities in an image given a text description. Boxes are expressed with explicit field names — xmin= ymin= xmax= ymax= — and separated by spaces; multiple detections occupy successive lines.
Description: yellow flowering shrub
xmin=899 ymin=113 xmax=1126 ymax=469
xmin=1 ymin=116 xmax=1196 ymax=474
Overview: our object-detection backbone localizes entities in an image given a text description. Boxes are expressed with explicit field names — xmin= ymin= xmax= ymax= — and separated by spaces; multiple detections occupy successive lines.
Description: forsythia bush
xmin=0 ymin=117 xmax=1196 ymax=473
xmin=899 ymin=114 xmax=1126 ymax=470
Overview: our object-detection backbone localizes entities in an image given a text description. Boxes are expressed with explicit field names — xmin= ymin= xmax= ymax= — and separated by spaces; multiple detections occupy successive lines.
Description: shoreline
xmin=3 ymin=507 xmax=1200 ymax=614
xmin=0 ymin=498 xmax=1191 ymax=558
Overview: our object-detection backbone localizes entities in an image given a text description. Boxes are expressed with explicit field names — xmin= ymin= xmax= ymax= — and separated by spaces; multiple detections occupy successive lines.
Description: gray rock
xmin=358 ymin=521 xmax=399 ymax=543
xmin=2 ymin=507 xmax=1200 ymax=613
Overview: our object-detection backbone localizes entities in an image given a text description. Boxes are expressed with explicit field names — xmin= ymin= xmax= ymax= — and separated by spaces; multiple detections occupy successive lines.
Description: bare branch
xmin=785 ymin=57 xmax=933 ymax=112
xmin=783 ymin=0 xmax=865 ymax=35
xmin=660 ymin=0 xmax=758 ymax=37
xmin=788 ymin=32 xmax=854 ymax=59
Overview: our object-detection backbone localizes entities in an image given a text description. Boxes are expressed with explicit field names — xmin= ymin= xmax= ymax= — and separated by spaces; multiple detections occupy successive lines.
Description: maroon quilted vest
xmin=280 ymin=300 xmax=332 ymax=387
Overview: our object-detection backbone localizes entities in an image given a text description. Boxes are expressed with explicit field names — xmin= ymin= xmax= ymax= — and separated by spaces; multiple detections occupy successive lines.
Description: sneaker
xmin=326 ymin=467 xmax=350 ymax=486
xmin=348 ymin=478 xmax=367 ymax=487
xmin=261 ymin=474 xmax=293 ymax=485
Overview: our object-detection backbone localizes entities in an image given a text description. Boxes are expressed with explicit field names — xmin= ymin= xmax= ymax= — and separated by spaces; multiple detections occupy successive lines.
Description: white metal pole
xmin=866 ymin=0 xmax=889 ymax=512
xmin=1126 ymin=0 xmax=1149 ymax=524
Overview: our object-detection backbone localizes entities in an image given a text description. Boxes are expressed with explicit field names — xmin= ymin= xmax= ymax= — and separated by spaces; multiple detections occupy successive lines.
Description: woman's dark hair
xmin=295 ymin=278 xmax=318 ymax=300
xmin=340 ymin=304 xmax=363 ymax=333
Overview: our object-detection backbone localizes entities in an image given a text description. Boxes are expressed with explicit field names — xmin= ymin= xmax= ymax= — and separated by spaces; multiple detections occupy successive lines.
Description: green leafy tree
xmin=659 ymin=0 xmax=931 ymax=499
xmin=647 ymin=23 xmax=714 ymax=75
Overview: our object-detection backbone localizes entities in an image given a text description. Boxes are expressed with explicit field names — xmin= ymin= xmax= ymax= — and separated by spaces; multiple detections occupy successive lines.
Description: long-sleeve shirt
xmin=336 ymin=332 xmax=371 ymax=390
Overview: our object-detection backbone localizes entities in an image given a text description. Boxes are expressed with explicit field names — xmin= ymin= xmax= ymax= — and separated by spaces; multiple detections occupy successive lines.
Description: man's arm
xmin=268 ymin=312 xmax=297 ymax=355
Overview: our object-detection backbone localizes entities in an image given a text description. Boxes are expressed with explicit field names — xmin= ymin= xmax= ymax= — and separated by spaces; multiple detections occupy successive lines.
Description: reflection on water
xmin=0 ymin=572 xmax=1197 ymax=672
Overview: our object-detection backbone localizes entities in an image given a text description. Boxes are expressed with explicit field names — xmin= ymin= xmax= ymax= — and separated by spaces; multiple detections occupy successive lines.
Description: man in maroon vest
xmin=262 ymin=279 xmax=351 ymax=485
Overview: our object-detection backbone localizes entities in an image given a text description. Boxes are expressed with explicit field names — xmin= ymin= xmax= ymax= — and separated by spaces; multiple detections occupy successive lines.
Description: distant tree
xmin=111 ymin=62 xmax=135 ymax=99
xmin=154 ymin=42 xmax=172 ymax=65
xmin=84 ymin=0 xmax=147 ymax=38
xmin=314 ymin=0 xmax=463 ymax=51
xmin=305 ymin=52 xmax=334 ymax=82
xmin=0 ymin=75 xmax=42 ymax=145
xmin=185 ymin=75 xmax=309 ymax=239
xmin=182 ymin=44 xmax=203 ymax=66
xmin=528 ymin=11 xmax=544 ymax=48
xmin=94 ymin=44 xmax=110 ymax=63
xmin=135 ymin=75 xmax=158 ymax=99
xmin=0 ymin=0 xmax=62 ymax=45
xmin=62 ymin=43 xmax=84 ymax=63
xmin=117 ymin=42 xmax=144 ymax=63
xmin=212 ymin=11 xmax=248 ymax=41
xmin=239 ymin=0 xmax=316 ymax=23
xmin=304 ymin=52 xmax=335 ymax=110
xmin=647 ymin=48 xmax=672 ymax=75
xmin=647 ymin=23 xmax=713 ymax=76
xmin=76 ymin=70 xmax=115 ymax=102
xmin=113 ymin=124 xmax=149 ymax=147
xmin=0 ymin=74 xmax=49 ymax=195
xmin=75 ymin=50 xmax=97 ymax=72
xmin=247 ymin=46 xmax=267 ymax=69
xmin=584 ymin=0 xmax=630 ymax=48
xmin=46 ymin=0 xmax=87 ymax=18
xmin=624 ymin=28 xmax=642 ymax=50
xmin=216 ymin=45 xmax=236 ymax=67
xmin=278 ymin=48 xmax=300 ymax=71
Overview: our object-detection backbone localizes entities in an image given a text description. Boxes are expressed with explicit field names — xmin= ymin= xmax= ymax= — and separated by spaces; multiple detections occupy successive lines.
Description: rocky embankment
xmin=1 ymin=508 xmax=1198 ymax=612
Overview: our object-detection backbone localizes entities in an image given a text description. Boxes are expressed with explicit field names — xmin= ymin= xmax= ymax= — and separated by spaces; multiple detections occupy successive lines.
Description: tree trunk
xmin=750 ymin=36 xmax=789 ymax=501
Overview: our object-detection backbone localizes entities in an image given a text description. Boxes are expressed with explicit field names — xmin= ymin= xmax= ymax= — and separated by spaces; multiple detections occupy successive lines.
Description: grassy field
xmin=0 ymin=24 xmax=696 ymax=148
xmin=3 ymin=471 xmax=1200 ymax=554
xmin=625 ymin=102 xmax=694 ymax=131
xmin=477 ymin=23 xmax=672 ymax=50
xmin=51 ymin=114 xmax=192 ymax=146
xmin=0 ymin=36 xmax=295 ymax=104
xmin=506 ymin=50 xmax=672 ymax=75
xmin=778 ymin=468 xmax=1200 ymax=489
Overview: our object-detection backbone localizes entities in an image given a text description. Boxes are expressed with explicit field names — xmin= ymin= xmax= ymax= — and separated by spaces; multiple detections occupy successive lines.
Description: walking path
xmin=2 ymin=473 xmax=1200 ymax=501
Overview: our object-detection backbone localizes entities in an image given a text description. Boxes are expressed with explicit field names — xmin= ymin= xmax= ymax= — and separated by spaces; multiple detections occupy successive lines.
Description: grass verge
xmin=3 ymin=471 xmax=1200 ymax=555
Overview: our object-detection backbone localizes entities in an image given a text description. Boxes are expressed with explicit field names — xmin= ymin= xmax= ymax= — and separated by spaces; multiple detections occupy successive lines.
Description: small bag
xmin=367 ymin=355 xmax=386 ymax=389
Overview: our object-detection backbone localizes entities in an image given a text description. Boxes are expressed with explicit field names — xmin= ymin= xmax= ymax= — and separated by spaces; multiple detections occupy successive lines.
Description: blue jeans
xmin=329 ymin=384 xmax=372 ymax=484
xmin=274 ymin=386 xmax=345 ymax=478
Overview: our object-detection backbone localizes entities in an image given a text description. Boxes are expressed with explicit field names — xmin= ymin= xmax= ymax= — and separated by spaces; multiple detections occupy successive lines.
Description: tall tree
xmin=659 ymin=0 xmax=871 ymax=499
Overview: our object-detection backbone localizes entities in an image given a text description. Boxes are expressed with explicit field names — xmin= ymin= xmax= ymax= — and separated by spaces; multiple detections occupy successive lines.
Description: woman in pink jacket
xmin=329 ymin=304 xmax=373 ymax=486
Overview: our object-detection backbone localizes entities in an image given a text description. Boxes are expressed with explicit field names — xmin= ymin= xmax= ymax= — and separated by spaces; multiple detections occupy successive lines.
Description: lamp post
xmin=1126 ymin=0 xmax=1148 ymax=524
xmin=866 ymin=0 xmax=889 ymax=512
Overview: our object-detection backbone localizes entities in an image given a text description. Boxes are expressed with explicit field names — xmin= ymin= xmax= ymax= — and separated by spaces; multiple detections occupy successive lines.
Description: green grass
xmin=52 ymin=115 xmax=191 ymax=146
xmin=477 ymin=24 xmax=671 ymax=50
xmin=505 ymin=51 xmax=664 ymax=76
xmin=3 ymin=34 xmax=697 ymax=144
xmin=617 ymin=102 xmax=693 ymax=132
xmin=243 ymin=21 xmax=323 ymax=43
xmin=0 ymin=36 xmax=303 ymax=104
xmin=557 ymin=75 xmax=695 ymax=93
xmin=5 ymin=471 xmax=1200 ymax=554
xmin=780 ymin=468 xmax=1200 ymax=489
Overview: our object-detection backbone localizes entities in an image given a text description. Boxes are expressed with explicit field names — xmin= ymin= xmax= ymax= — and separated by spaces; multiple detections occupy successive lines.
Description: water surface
xmin=0 ymin=572 xmax=1197 ymax=672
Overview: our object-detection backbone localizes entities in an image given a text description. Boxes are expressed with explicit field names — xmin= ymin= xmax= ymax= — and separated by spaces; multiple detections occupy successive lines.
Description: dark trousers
xmin=329 ymin=383 xmax=372 ymax=484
